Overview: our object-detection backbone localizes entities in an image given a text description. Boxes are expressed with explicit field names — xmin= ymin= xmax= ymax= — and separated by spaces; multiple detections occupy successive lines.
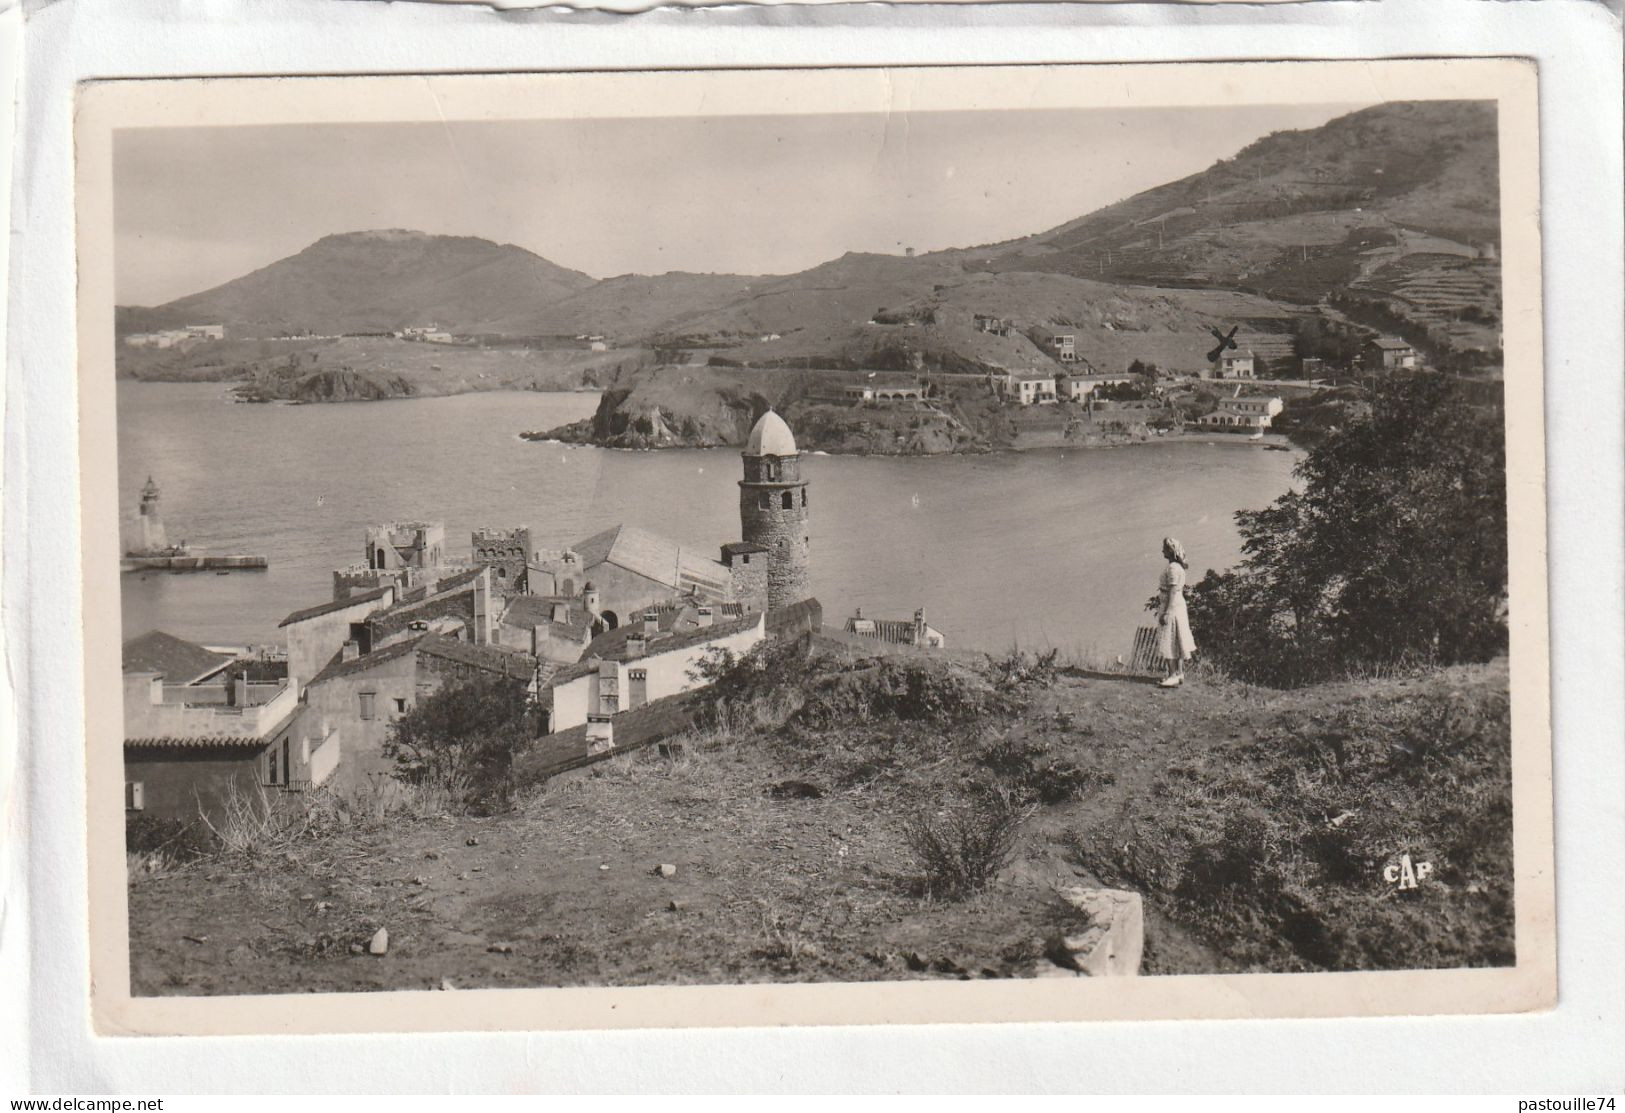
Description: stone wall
xmin=738 ymin=454 xmax=809 ymax=612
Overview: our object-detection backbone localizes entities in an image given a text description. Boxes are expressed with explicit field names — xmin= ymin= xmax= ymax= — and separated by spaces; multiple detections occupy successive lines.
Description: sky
xmin=114 ymin=102 xmax=1371 ymax=306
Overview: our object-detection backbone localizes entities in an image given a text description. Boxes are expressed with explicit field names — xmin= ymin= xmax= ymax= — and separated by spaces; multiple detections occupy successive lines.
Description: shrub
xmin=902 ymin=789 xmax=1033 ymax=900
xmin=126 ymin=813 xmax=215 ymax=861
xmin=1187 ymin=374 xmax=1506 ymax=686
xmin=976 ymin=734 xmax=1104 ymax=804
xmin=383 ymin=674 xmax=536 ymax=812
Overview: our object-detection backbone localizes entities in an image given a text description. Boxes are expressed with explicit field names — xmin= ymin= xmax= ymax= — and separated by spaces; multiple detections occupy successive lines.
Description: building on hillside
xmin=122 ymin=632 xmax=338 ymax=821
xmin=844 ymin=607 xmax=947 ymax=649
xmin=363 ymin=566 xmax=497 ymax=653
xmin=1217 ymin=350 xmax=1257 ymax=379
xmin=279 ymin=586 xmax=398 ymax=689
xmin=471 ymin=526 xmax=535 ymax=596
xmin=1362 ymin=336 xmax=1418 ymax=371
xmin=843 ymin=381 xmax=926 ymax=404
xmin=974 ymin=314 xmax=1011 ymax=336
xmin=546 ymin=610 xmax=766 ymax=738
xmin=736 ymin=410 xmax=810 ymax=612
xmin=1196 ymin=395 xmax=1284 ymax=433
xmin=301 ymin=634 xmax=538 ymax=792
xmin=1056 ymin=372 xmax=1134 ymax=402
xmin=1299 ymin=356 xmax=1326 ymax=378
xmin=184 ymin=324 xmax=225 ymax=340
xmin=495 ymin=593 xmax=601 ymax=667
xmin=332 ymin=521 xmax=448 ymax=600
xmin=1028 ymin=328 xmax=1078 ymax=363
xmin=1005 ymin=370 xmax=1058 ymax=405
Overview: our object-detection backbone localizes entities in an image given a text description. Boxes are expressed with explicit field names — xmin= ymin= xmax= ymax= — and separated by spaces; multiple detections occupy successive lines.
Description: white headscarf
xmin=1162 ymin=537 xmax=1188 ymax=567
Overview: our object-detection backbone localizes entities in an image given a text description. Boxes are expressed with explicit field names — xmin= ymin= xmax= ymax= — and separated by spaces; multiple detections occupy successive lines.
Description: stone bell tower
xmin=738 ymin=410 xmax=809 ymax=612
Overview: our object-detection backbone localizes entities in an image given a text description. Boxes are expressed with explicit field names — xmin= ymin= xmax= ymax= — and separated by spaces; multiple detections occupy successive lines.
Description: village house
xmin=1363 ymin=336 xmax=1419 ymax=371
xmin=122 ymin=631 xmax=339 ymax=821
xmin=974 ymin=314 xmax=1011 ymax=336
xmin=1004 ymin=370 xmax=1059 ymax=405
xmin=844 ymin=607 xmax=947 ymax=649
xmin=1030 ymin=327 xmax=1079 ymax=363
xmin=279 ymin=586 xmax=398 ymax=690
xmin=363 ymin=566 xmax=498 ymax=653
xmin=184 ymin=324 xmax=225 ymax=340
xmin=1217 ymin=350 xmax=1257 ymax=379
xmin=494 ymin=592 xmax=602 ymax=667
xmin=1197 ymin=394 xmax=1285 ymax=433
xmin=1056 ymin=372 xmax=1134 ymax=402
xmin=546 ymin=609 xmax=766 ymax=738
xmin=300 ymin=633 xmax=538 ymax=792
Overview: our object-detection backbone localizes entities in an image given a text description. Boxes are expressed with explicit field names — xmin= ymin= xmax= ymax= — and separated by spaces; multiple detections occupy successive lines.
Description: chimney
xmin=234 ymin=676 xmax=249 ymax=707
xmin=552 ymin=602 xmax=570 ymax=624
xmin=642 ymin=611 xmax=660 ymax=637
xmin=696 ymin=606 xmax=714 ymax=628
xmin=626 ymin=632 xmax=646 ymax=660
xmin=342 ymin=640 xmax=360 ymax=662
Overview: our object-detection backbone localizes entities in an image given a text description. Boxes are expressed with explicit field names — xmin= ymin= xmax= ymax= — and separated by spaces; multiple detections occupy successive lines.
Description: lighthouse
xmin=137 ymin=476 xmax=168 ymax=554
xmin=738 ymin=410 xmax=809 ymax=611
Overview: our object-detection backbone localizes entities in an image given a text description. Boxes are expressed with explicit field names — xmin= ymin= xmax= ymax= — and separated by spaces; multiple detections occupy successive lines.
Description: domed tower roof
xmin=745 ymin=409 xmax=798 ymax=457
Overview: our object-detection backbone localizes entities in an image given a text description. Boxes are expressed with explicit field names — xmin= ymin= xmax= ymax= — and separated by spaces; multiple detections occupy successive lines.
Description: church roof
xmin=745 ymin=410 xmax=798 ymax=457
xmin=572 ymin=523 xmax=729 ymax=592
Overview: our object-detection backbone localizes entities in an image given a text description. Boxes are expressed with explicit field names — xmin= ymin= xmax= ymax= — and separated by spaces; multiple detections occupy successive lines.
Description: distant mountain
xmin=967 ymin=100 xmax=1500 ymax=304
xmin=118 ymin=230 xmax=596 ymax=338
xmin=118 ymin=102 xmax=1502 ymax=372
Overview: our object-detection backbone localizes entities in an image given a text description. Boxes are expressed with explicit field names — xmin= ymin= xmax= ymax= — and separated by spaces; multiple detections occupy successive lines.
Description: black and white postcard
xmin=74 ymin=60 xmax=1553 ymax=1035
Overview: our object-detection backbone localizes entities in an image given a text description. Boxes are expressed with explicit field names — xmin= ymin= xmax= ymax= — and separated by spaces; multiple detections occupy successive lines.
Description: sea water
xmin=117 ymin=382 xmax=1299 ymax=655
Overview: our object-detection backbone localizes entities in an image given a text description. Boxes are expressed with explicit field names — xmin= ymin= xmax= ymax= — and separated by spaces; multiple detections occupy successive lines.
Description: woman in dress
xmin=1155 ymin=537 xmax=1196 ymax=688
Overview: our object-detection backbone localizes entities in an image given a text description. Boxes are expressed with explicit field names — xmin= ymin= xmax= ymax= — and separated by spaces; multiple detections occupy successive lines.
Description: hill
xmin=126 ymin=652 xmax=1512 ymax=993
xmin=966 ymin=100 xmax=1502 ymax=347
xmin=117 ymin=230 xmax=596 ymax=338
xmin=117 ymin=101 xmax=1503 ymax=386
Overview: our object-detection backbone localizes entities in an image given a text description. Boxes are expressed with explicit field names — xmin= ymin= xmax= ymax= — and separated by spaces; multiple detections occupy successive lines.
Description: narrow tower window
xmin=781 ymin=491 xmax=794 ymax=510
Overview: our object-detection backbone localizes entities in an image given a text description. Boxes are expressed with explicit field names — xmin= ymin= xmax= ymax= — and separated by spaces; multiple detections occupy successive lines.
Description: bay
xmin=116 ymin=382 xmax=1299 ymax=656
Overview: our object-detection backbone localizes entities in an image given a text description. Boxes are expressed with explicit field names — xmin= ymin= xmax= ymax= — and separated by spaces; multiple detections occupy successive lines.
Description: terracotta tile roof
xmin=518 ymin=691 xmax=699 ymax=782
xmin=500 ymin=595 xmax=591 ymax=640
xmin=306 ymin=635 xmax=426 ymax=687
xmin=307 ymin=634 xmax=537 ymax=688
xmin=124 ymin=704 xmax=301 ymax=750
xmin=124 ymin=735 xmax=274 ymax=751
xmin=551 ymin=612 xmax=763 ymax=686
xmin=121 ymin=630 xmax=233 ymax=685
xmin=417 ymin=636 xmax=539 ymax=680
xmin=278 ymin=587 xmax=392 ymax=628
xmin=1370 ymin=336 xmax=1415 ymax=350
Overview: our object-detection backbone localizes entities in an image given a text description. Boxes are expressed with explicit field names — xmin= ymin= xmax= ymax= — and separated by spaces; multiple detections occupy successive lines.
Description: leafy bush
xmin=902 ymin=789 xmax=1033 ymax=900
xmin=383 ymin=674 xmax=536 ymax=812
xmin=126 ymin=813 xmax=215 ymax=861
xmin=976 ymin=734 xmax=1105 ymax=804
xmin=1186 ymin=373 xmax=1507 ymax=686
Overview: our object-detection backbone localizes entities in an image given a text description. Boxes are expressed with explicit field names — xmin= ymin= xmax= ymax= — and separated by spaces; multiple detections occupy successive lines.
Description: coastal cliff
xmin=524 ymin=364 xmax=1155 ymax=455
